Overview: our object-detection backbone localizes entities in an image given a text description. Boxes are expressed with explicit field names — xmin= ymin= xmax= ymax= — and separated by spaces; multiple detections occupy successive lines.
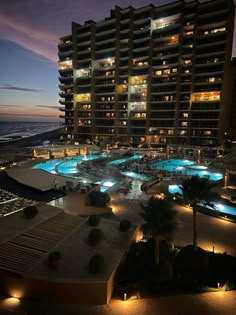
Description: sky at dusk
xmin=0 ymin=0 xmax=236 ymax=122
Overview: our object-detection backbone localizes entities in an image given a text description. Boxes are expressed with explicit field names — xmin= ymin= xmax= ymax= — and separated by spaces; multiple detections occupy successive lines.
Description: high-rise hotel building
xmin=58 ymin=0 xmax=235 ymax=146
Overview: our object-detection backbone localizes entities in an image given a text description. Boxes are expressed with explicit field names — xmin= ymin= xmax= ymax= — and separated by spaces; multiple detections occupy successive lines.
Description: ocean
xmin=0 ymin=121 xmax=61 ymax=143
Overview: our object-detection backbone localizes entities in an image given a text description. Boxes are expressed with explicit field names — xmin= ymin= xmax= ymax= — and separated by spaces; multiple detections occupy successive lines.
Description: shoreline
xmin=0 ymin=127 xmax=63 ymax=148
xmin=0 ymin=127 xmax=63 ymax=165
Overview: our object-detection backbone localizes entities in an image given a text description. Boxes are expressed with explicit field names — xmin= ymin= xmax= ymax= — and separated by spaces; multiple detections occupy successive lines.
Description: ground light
xmin=1 ymin=297 xmax=21 ymax=310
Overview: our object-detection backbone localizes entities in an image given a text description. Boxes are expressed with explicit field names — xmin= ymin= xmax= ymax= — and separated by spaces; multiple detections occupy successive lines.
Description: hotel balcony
xmin=96 ymin=28 xmax=116 ymax=38
xmin=94 ymin=73 xmax=115 ymax=79
xmin=59 ymin=75 xmax=73 ymax=84
xmin=129 ymin=112 xmax=147 ymax=119
xmin=151 ymin=90 xmax=176 ymax=95
xmin=95 ymin=37 xmax=115 ymax=48
xmin=59 ymin=100 xmax=73 ymax=105
xmin=149 ymin=122 xmax=175 ymax=127
xmin=59 ymin=83 xmax=73 ymax=91
xmin=59 ymin=91 xmax=73 ymax=98
xmin=76 ymin=82 xmax=92 ymax=89
xmin=77 ymin=29 xmax=92 ymax=39
xmin=95 ymin=90 xmax=115 ymax=95
xmin=150 ymin=117 xmax=175 ymax=120
xmin=58 ymin=39 xmax=72 ymax=49
xmin=95 ymin=47 xmax=116 ymax=56
xmin=199 ymin=7 xmax=228 ymax=21
xmin=191 ymin=103 xmax=220 ymax=111
xmin=150 ymin=100 xmax=176 ymax=104
xmin=58 ymin=50 xmax=73 ymax=59
xmin=58 ymin=60 xmax=73 ymax=71
xmin=151 ymin=80 xmax=177 ymax=86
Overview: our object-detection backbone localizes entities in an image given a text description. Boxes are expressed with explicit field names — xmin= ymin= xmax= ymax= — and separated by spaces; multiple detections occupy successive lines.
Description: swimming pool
xmin=168 ymin=184 xmax=236 ymax=217
xmin=154 ymin=159 xmax=223 ymax=181
xmin=33 ymin=155 xmax=101 ymax=176
xmin=107 ymin=154 xmax=142 ymax=166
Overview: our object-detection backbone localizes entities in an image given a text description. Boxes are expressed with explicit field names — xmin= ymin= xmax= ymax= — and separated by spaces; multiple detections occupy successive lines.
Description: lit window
xmin=204 ymin=130 xmax=211 ymax=135
xmin=163 ymin=69 xmax=170 ymax=75
xmin=172 ymin=68 xmax=177 ymax=73
xmin=209 ymin=77 xmax=215 ymax=82
xmin=184 ymin=59 xmax=191 ymax=65
xmin=156 ymin=70 xmax=162 ymax=76
xmin=168 ymin=130 xmax=174 ymax=135
xmin=183 ymin=113 xmax=188 ymax=118
xmin=181 ymin=122 xmax=188 ymax=127
xmin=159 ymin=129 xmax=164 ymax=135
xmin=184 ymin=69 xmax=190 ymax=73
xmin=212 ymin=27 xmax=226 ymax=33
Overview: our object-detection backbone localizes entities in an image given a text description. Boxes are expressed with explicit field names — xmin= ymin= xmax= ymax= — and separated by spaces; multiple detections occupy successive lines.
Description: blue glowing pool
xmin=154 ymin=159 xmax=223 ymax=181
xmin=107 ymin=155 xmax=142 ymax=166
xmin=33 ymin=159 xmax=64 ymax=174
xmin=33 ymin=155 xmax=100 ymax=176
xmin=168 ymin=184 xmax=236 ymax=217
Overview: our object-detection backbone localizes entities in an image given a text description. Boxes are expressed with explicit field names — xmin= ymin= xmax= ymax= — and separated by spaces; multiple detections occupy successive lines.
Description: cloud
xmin=35 ymin=105 xmax=59 ymax=109
xmin=0 ymin=112 xmax=58 ymax=118
xmin=0 ymin=84 xmax=45 ymax=93
xmin=0 ymin=104 xmax=24 ymax=107
xmin=0 ymin=11 xmax=59 ymax=63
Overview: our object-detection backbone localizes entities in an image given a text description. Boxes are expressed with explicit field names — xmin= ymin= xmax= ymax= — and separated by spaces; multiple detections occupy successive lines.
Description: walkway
xmin=16 ymin=290 xmax=236 ymax=315
xmin=110 ymin=193 xmax=236 ymax=257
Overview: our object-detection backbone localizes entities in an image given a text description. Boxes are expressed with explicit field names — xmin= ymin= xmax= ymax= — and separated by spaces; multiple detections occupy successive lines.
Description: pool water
xmin=57 ymin=155 xmax=99 ymax=176
xmin=107 ymin=155 xmax=142 ymax=166
xmin=168 ymin=184 xmax=236 ymax=217
xmin=154 ymin=159 xmax=223 ymax=181
xmin=33 ymin=159 xmax=63 ymax=173
xmin=33 ymin=155 xmax=100 ymax=176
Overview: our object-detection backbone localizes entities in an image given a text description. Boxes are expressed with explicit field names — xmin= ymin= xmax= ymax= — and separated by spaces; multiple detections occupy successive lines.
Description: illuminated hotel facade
xmin=58 ymin=0 xmax=235 ymax=146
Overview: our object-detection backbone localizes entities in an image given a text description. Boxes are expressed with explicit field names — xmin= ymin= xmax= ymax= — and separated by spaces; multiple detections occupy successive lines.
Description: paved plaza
xmin=20 ymin=290 xmax=236 ymax=315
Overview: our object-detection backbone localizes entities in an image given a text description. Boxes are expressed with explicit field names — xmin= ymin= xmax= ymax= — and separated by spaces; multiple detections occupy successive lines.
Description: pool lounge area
xmin=168 ymin=184 xmax=236 ymax=218
xmin=30 ymin=154 xmax=236 ymax=219
xmin=154 ymin=159 xmax=223 ymax=181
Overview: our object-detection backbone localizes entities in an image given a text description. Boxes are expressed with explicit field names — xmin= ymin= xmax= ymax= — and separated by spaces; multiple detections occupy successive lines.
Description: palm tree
xmin=140 ymin=197 xmax=178 ymax=265
xmin=180 ymin=175 xmax=217 ymax=252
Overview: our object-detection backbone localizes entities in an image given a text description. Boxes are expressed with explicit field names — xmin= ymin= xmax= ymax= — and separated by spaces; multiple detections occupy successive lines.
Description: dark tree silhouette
xmin=140 ymin=197 xmax=178 ymax=265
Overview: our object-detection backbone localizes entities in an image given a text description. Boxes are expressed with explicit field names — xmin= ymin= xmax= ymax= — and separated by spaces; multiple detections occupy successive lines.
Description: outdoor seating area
xmin=0 ymin=188 xmax=35 ymax=217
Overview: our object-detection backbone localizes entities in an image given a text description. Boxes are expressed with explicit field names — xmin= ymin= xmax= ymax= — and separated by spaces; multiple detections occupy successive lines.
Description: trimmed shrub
xmin=48 ymin=251 xmax=61 ymax=269
xmin=119 ymin=219 xmax=131 ymax=232
xmin=88 ymin=215 xmax=100 ymax=227
xmin=23 ymin=205 xmax=38 ymax=219
xmin=151 ymin=260 xmax=174 ymax=284
xmin=88 ymin=228 xmax=104 ymax=245
xmin=175 ymin=245 xmax=209 ymax=274
xmin=87 ymin=191 xmax=110 ymax=207
xmin=89 ymin=255 xmax=104 ymax=274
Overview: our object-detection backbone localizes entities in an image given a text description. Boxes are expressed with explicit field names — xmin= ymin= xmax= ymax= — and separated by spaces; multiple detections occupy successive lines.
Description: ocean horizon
xmin=0 ymin=121 xmax=61 ymax=143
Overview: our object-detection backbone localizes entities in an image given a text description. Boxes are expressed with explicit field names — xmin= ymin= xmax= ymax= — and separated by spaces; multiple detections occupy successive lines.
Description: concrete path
xmin=110 ymin=193 xmax=236 ymax=256
xmin=44 ymin=290 xmax=236 ymax=315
